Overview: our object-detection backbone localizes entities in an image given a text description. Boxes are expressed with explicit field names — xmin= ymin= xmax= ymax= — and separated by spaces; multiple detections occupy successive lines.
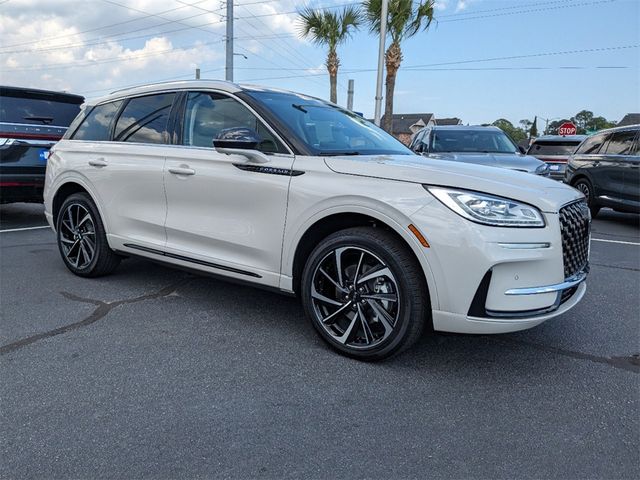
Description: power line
xmin=0 ymin=0 xmax=213 ymax=51
xmin=438 ymin=0 xmax=618 ymax=23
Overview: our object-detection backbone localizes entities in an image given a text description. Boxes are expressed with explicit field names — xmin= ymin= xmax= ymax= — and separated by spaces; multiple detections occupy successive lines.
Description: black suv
xmin=564 ymin=125 xmax=640 ymax=216
xmin=1 ymin=86 xmax=83 ymax=204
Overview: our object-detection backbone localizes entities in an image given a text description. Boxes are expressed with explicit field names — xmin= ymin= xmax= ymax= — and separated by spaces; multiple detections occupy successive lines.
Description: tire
xmin=56 ymin=192 xmax=121 ymax=277
xmin=573 ymin=178 xmax=600 ymax=218
xmin=301 ymin=227 xmax=429 ymax=361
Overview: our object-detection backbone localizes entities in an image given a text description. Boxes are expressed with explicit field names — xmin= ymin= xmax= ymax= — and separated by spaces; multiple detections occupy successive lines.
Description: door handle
xmin=168 ymin=166 xmax=195 ymax=176
xmin=88 ymin=158 xmax=107 ymax=167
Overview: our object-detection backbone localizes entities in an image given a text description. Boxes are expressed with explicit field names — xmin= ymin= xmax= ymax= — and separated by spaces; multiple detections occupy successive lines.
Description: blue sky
xmin=2 ymin=0 xmax=639 ymax=126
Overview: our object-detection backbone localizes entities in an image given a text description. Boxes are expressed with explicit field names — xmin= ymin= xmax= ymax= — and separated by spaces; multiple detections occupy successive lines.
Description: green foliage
xmin=492 ymin=118 xmax=527 ymax=143
xmin=298 ymin=6 xmax=361 ymax=52
xmin=530 ymin=116 xmax=538 ymax=137
xmin=544 ymin=111 xmax=616 ymax=135
xmin=363 ymin=0 xmax=434 ymax=43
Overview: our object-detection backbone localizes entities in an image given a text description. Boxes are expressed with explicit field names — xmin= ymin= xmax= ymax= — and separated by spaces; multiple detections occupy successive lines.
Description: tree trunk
xmin=326 ymin=49 xmax=340 ymax=104
xmin=383 ymin=41 xmax=403 ymax=134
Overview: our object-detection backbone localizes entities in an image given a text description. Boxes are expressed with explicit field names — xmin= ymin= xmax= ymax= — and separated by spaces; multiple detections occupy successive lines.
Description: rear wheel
xmin=56 ymin=193 xmax=120 ymax=277
xmin=301 ymin=227 xmax=429 ymax=360
xmin=573 ymin=178 xmax=600 ymax=217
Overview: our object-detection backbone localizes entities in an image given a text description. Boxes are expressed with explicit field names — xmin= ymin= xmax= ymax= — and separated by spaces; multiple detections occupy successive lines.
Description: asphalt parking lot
xmin=1 ymin=202 xmax=638 ymax=479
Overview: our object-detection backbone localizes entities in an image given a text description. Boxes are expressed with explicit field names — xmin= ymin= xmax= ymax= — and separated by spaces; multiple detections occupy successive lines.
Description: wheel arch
xmin=287 ymin=209 xmax=439 ymax=310
xmin=51 ymin=180 xmax=109 ymax=235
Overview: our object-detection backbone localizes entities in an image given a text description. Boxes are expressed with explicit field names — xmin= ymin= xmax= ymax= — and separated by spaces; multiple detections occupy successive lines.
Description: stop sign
xmin=558 ymin=122 xmax=577 ymax=136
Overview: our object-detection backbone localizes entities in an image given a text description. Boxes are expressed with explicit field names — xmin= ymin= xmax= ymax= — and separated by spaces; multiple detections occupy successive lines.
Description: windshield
xmin=244 ymin=90 xmax=412 ymax=156
xmin=430 ymin=129 xmax=518 ymax=154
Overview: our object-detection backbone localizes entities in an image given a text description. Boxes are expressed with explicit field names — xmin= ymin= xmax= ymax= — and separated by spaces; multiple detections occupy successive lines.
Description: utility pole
xmin=195 ymin=68 xmax=200 ymax=79
xmin=373 ymin=0 xmax=388 ymax=126
xmin=347 ymin=79 xmax=354 ymax=111
xmin=225 ymin=1 xmax=234 ymax=82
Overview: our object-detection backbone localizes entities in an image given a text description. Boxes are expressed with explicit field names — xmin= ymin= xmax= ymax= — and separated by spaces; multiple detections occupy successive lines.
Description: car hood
xmin=426 ymin=152 xmax=544 ymax=173
xmin=323 ymin=154 xmax=582 ymax=213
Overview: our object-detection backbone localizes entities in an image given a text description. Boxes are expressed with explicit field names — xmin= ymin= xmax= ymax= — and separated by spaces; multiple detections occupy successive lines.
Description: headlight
xmin=426 ymin=186 xmax=545 ymax=227
xmin=535 ymin=163 xmax=550 ymax=175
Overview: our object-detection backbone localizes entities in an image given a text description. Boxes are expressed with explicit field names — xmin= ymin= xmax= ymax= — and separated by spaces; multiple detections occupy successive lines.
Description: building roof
xmin=381 ymin=113 xmax=434 ymax=134
xmin=617 ymin=113 xmax=640 ymax=127
xmin=435 ymin=117 xmax=462 ymax=126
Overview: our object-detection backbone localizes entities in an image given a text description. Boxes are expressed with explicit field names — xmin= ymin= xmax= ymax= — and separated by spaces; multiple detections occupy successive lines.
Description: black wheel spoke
xmin=311 ymin=284 xmax=343 ymax=307
xmin=335 ymin=311 xmax=359 ymax=344
xmin=361 ymin=293 xmax=398 ymax=302
xmin=357 ymin=266 xmax=394 ymax=285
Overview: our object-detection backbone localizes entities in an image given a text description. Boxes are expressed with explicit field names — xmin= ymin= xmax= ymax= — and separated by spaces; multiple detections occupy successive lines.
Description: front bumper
xmin=409 ymin=199 xmax=588 ymax=334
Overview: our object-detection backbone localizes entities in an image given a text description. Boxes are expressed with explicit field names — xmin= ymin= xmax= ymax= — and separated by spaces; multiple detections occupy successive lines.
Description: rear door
xmin=571 ymin=132 xmax=609 ymax=194
xmin=601 ymin=129 xmax=639 ymax=202
xmin=67 ymin=93 xmax=175 ymax=249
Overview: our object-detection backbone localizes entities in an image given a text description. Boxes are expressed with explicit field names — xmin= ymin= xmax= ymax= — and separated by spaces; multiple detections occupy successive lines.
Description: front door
xmin=163 ymin=91 xmax=294 ymax=286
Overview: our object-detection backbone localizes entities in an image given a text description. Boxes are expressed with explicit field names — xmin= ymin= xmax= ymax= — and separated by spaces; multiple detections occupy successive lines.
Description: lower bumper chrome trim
xmin=504 ymin=269 xmax=588 ymax=296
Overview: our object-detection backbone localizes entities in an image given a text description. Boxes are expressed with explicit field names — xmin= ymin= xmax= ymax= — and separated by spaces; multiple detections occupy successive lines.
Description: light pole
xmin=373 ymin=0 xmax=388 ymax=126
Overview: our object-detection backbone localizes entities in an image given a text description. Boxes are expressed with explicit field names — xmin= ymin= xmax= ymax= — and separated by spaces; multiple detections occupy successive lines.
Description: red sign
xmin=558 ymin=122 xmax=577 ymax=136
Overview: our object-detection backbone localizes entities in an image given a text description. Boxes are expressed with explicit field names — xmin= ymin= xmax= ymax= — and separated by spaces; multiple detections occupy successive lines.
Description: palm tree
xmin=363 ymin=0 xmax=434 ymax=133
xmin=298 ymin=6 xmax=360 ymax=104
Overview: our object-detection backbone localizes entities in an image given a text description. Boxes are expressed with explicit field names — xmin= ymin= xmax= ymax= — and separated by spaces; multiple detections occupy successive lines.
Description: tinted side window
xmin=604 ymin=130 xmax=637 ymax=155
xmin=71 ymin=101 xmax=122 ymax=141
xmin=182 ymin=92 xmax=286 ymax=153
xmin=575 ymin=134 xmax=607 ymax=155
xmin=114 ymin=93 xmax=175 ymax=144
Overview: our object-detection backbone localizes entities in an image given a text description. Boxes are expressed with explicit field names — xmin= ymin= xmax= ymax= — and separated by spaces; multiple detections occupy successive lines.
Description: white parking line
xmin=591 ymin=237 xmax=640 ymax=246
xmin=0 ymin=226 xmax=50 ymax=233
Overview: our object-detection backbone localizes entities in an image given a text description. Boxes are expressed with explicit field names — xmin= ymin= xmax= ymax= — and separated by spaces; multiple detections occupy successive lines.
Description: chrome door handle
xmin=168 ymin=166 xmax=195 ymax=176
xmin=88 ymin=158 xmax=107 ymax=167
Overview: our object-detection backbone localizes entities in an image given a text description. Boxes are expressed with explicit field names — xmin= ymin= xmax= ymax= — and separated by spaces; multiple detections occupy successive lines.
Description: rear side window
xmin=114 ymin=93 xmax=175 ymax=144
xmin=603 ymin=130 xmax=637 ymax=155
xmin=0 ymin=93 xmax=81 ymax=126
xmin=575 ymin=134 xmax=607 ymax=155
xmin=71 ymin=101 xmax=122 ymax=141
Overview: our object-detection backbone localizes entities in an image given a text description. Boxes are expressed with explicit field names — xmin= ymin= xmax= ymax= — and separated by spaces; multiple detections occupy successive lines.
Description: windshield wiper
xmin=24 ymin=115 xmax=53 ymax=125
xmin=318 ymin=151 xmax=361 ymax=156
xmin=292 ymin=103 xmax=308 ymax=113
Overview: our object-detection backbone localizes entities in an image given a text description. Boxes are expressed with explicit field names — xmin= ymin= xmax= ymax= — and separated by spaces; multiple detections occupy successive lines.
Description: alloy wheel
xmin=575 ymin=181 xmax=591 ymax=202
xmin=59 ymin=203 xmax=96 ymax=269
xmin=310 ymin=246 xmax=400 ymax=349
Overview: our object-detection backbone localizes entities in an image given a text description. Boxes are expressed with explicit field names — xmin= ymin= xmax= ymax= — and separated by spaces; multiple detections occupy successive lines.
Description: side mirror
xmin=518 ymin=145 xmax=526 ymax=154
xmin=213 ymin=127 xmax=261 ymax=150
xmin=213 ymin=127 xmax=269 ymax=164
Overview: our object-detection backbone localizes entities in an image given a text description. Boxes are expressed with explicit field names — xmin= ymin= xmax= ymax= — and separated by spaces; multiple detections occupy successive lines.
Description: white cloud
xmin=434 ymin=1 xmax=449 ymax=11
xmin=0 ymin=0 xmax=311 ymax=98
xmin=455 ymin=0 xmax=480 ymax=12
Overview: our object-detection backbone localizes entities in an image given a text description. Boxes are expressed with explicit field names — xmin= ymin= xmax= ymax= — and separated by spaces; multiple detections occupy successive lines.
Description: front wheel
xmin=301 ymin=227 xmax=429 ymax=360
xmin=56 ymin=193 xmax=121 ymax=277
xmin=573 ymin=178 xmax=600 ymax=217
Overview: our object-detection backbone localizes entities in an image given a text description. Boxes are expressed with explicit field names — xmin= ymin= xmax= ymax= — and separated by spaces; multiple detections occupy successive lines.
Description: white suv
xmin=44 ymin=81 xmax=590 ymax=360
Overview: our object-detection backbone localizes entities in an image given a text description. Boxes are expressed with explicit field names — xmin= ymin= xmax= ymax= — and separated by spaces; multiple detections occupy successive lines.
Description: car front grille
xmin=559 ymin=200 xmax=591 ymax=278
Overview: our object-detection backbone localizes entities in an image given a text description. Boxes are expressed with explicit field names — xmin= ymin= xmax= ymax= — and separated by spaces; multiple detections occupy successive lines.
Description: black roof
xmin=381 ymin=113 xmax=434 ymax=134
xmin=617 ymin=113 xmax=640 ymax=127
xmin=0 ymin=85 xmax=84 ymax=104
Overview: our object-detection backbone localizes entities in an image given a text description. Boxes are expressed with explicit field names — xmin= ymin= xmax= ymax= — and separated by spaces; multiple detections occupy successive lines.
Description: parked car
xmin=44 ymin=81 xmax=589 ymax=360
xmin=0 ymin=86 xmax=83 ymax=204
xmin=527 ymin=135 xmax=587 ymax=180
xmin=565 ymin=125 xmax=639 ymax=217
xmin=409 ymin=125 xmax=550 ymax=176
